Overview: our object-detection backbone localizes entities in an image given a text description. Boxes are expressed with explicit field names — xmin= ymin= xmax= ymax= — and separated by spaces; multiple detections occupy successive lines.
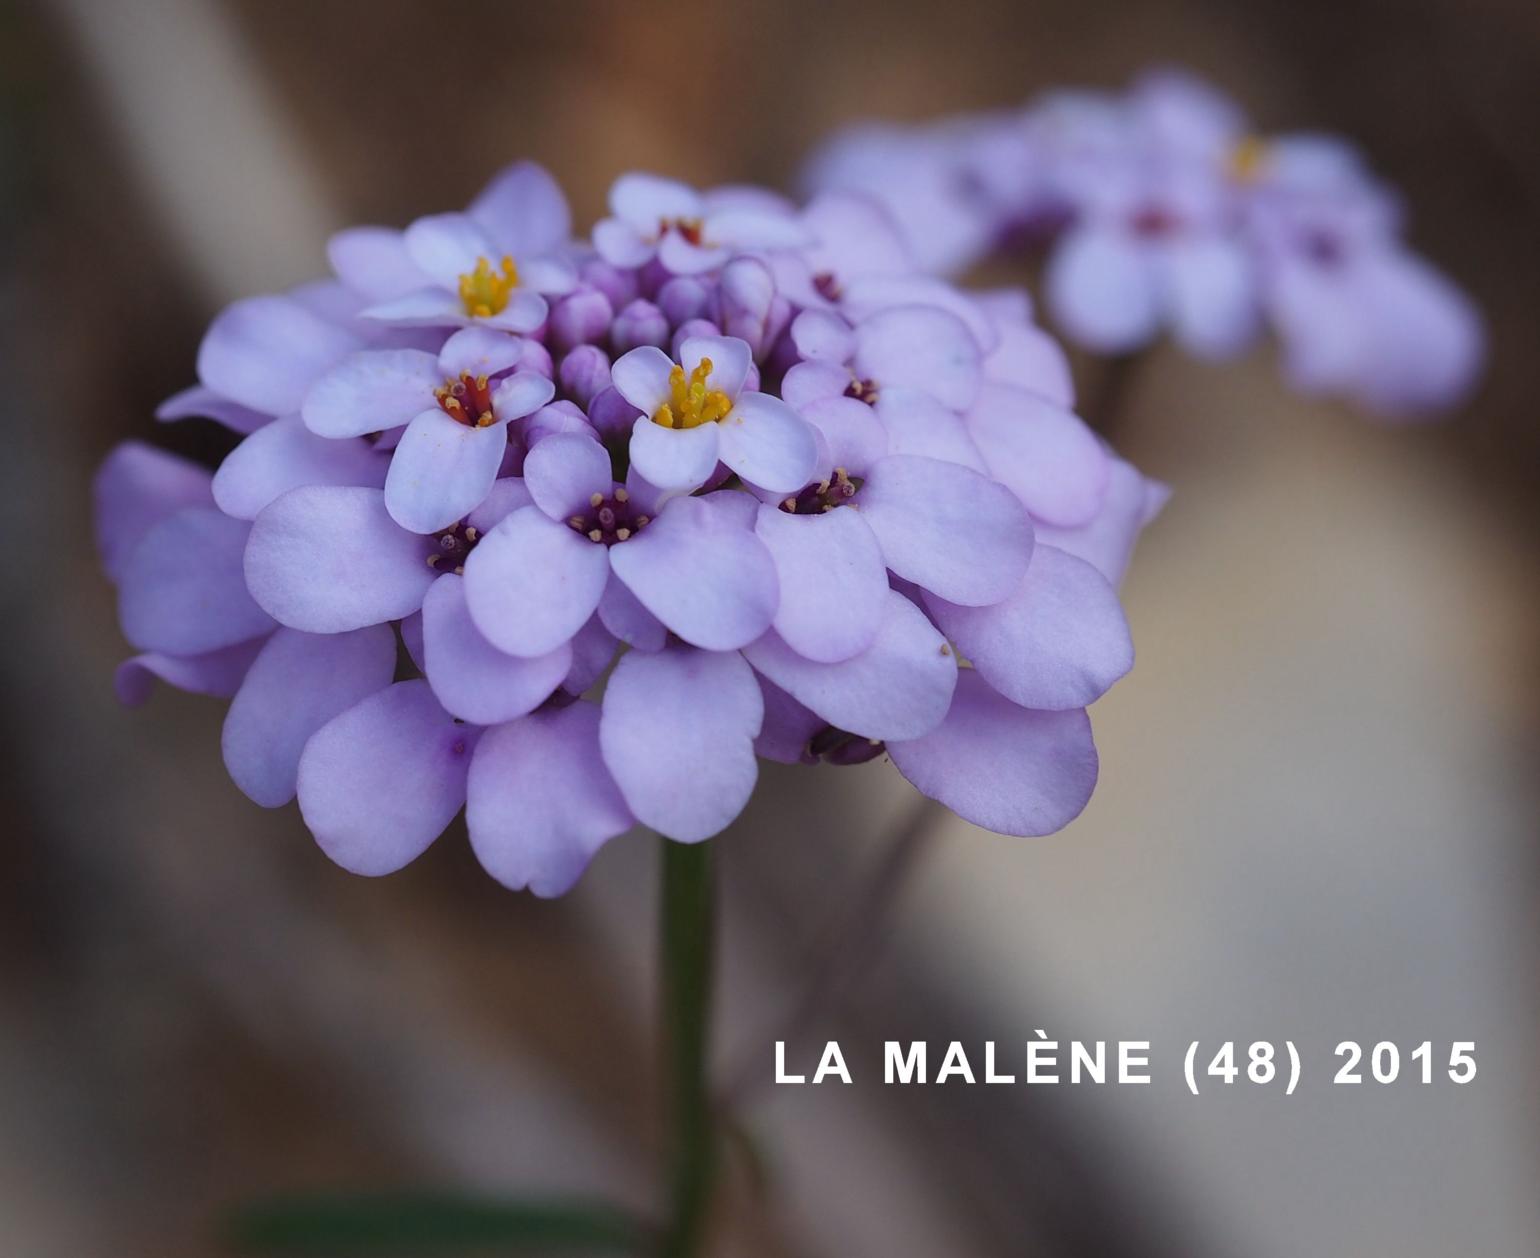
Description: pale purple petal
xmin=467 ymin=702 xmax=633 ymax=896
xmin=422 ymin=574 xmax=571 ymax=723
xmin=680 ymin=335 xmax=752 ymax=400
xmin=469 ymin=161 xmax=572 ymax=259
xmin=610 ymin=344 xmax=677 ymax=414
xmin=790 ymin=309 xmax=856 ymax=363
xmin=982 ymin=320 xmax=1076 ymax=409
xmin=599 ymin=646 xmax=762 ymax=842
xmin=800 ymin=396 xmax=888 ymax=476
xmin=754 ymin=675 xmax=822 ymax=765
xmin=608 ymin=494 xmax=778 ymax=650
xmin=468 ymin=477 xmax=535 ymax=533
xmin=362 ymin=288 xmax=466 ymax=327
xmin=403 ymin=212 xmax=498 ymax=288
xmin=565 ymin=615 xmax=619 ymax=694
xmin=742 ymin=588 xmax=956 ymax=741
xmin=327 ymin=227 xmax=425 ymax=301
xmin=483 ymin=290 xmax=549 ymax=335
xmin=716 ymin=393 xmax=819 ymax=493
xmin=781 ymin=361 xmax=851 ymax=410
xmin=611 ymin=173 xmax=703 ymax=227
xmin=853 ymin=306 xmax=981 ymax=411
xmin=857 ymin=454 xmax=1034 ymax=605
xmin=1046 ymin=226 xmax=1160 ymax=353
xmin=874 ymin=387 xmax=987 ymax=471
xmin=384 ymin=410 xmax=508 ymax=534
xmin=1162 ymin=236 xmax=1259 ymax=360
xmin=222 ymin=625 xmax=397 ymax=807
xmin=214 ymin=416 xmax=386 ymax=520
xmin=964 ymin=384 xmax=1110 ymax=527
xmin=596 ymin=577 xmax=668 ymax=651
xmin=297 ymin=681 xmax=475 ymax=875
xmin=119 ymin=508 xmax=276 ymax=654
xmin=627 ymin=415 xmax=721 ymax=492
xmin=755 ymin=503 xmax=886 ymax=663
xmin=1035 ymin=455 xmax=1168 ymax=587
xmin=841 ymin=275 xmax=999 ymax=354
xmin=657 ymin=231 xmax=729 ymax=274
xmin=94 ymin=441 xmax=214 ymax=582
xmin=889 ymin=671 xmax=1098 ymax=836
xmin=115 ymin=638 xmax=266 ymax=707
xmin=302 ymin=349 xmax=442 ymax=438
xmin=490 ymin=371 xmax=557 ymax=423
xmin=463 ymin=506 xmax=609 ymax=657
xmin=517 ymin=255 xmax=580 ymax=295
xmin=704 ymin=207 xmax=811 ymax=250
xmin=156 ymin=384 xmax=268 ymax=435
xmin=926 ymin=545 xmax=1132 ymax=710
xmin=524 ymin=432 xmax=614 ymax=520
xmin=437 ymin=326 xmax=526 ymax=379
xmin=198 ymin=294 xmax=362 ymax=416
xmin=593 ymin=217 xmax=654 ymax=269
xmin=245 ymin=486 xmax=437 ymax=632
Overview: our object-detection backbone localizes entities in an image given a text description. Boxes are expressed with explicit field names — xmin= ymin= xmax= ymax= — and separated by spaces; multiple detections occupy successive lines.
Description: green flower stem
xmin=658 ymin=837 xmax=717 ymax=1258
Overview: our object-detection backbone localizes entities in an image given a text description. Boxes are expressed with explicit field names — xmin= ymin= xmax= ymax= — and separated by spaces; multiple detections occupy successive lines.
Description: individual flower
xmin=611 ymin=334 xmax=817 ymax=493
xmin=344 ymin=161 xmax=578 ymax=333
xmin=301 ymin=326 xmax=555 ymax=532
xmin=593 ymin=173 xmax=809 ymax=275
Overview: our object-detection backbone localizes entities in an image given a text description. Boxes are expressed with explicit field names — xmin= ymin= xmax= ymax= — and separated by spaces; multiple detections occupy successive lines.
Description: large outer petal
xmin=244 ymin=486 xmax=436 ymax=632
xmin=197 ymin=294 xmax=361 ymax=416
xmin=611 ymin=172 xmax=703 ymax=226
xmin=1045 ymin=226 xmax=1160 ymax=353
xmin=626 ymin=416 xmax=721 ymax=493
xmin=403 ymin=212 xmax=497 ymax=288
xmin=856 ymin=454 xmax=1033 ymax=606
xmin=94 ymin=441 xmax=214 ymax=583
xmin=964 ymin=383 xmax=1110 ymax=527
xmin=467 ymin=703 xmax=634 ymax=897
xmin=214 ymin=416 xmax=387 ymax=520
xmin=422 ymin=574 xmax=570 ymax=723
xmin=156 ymin=384 xmax=269 ymax=435
xmin=114 ymin=638 xmax=267 ymax=707
xmin=297 ymin=681 xmax=475 ymax=875
xmin=302 ymin=349 xmax=441 ymax=438
xmin=754 ymin=504 xmax=886 ymax=663
xmin=326 ymin=227 xmax=425 ymax=302
xmin=222 ymin=625 xmax=397 ymax=807
xmin=462 ymin=506 xmax=610 ymax=657
xmin=599 ymin=646 xmax=762 ymax=843
xmin=874 ymin=387 xmax=987 ymax=471
xmin=926 ymin=545 xmax=1132 ymax=710
xmin=119 ymin=508 xmax=275 ymax=654
xmin=716 ymin=393 xmax=819 ymax=493
xmin=524 ymin=432 xmax=613 ymax=520
xmin=853 ymin=306 xmax=981 ymax=412
xmin=888 ymin=671 xmax=1098 ymax=836
xmin=469 ymin=161 xmax=572 ymax=259
xmin=608 ymin=494 xmax=778 ymax=651
xmin=742 ymin=588 xmax=956 ymax=741
xmin=384 ymin=409 xmax=508 ymax=534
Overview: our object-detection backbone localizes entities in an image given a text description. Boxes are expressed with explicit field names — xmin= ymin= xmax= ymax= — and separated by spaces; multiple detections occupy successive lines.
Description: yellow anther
xmin=651 ymin=357 xmax=734 ymax=429
xmin=1228 ymin=136 xmax=1270 ymax=183
xmin=457 ymin=255 xmax=520 ymax=318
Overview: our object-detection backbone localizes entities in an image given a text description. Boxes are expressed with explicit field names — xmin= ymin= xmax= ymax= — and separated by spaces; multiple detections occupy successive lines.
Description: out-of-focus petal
xmin=302 ymin=350 xmax=441 ymax=438
xmin=214 ymin=416 xmax=386 ymax=520
xmin=964 ymin=384 xmax=1110 ymax=527
xmin=197 ymin=294 xmax=362 ymax=416
xmin=94 ymin=441 xmax=214 ymax=582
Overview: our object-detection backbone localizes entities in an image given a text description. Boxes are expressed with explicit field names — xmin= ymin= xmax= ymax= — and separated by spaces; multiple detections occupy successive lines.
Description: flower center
xmin=457 ymin=255 xmax=520 ymax=318
xmin=844 ymin=376 xmax=880 ymax=405
xmin=780 ymin=468 xmax=859 ymax=515
xmin=567 ymin=488 xmax=649 ymax=545
xmin=812 ymin=271 xmax=844 ymax=301
xmin=426 ymin=520 xmax=480 ymax=573
xmin=651 ymin=358 xmax=733 ymax=430
xmin=660 ymin=216 xmax=706 ymax=246
xmin=434 ymin=373 xmax=497 ymax=427
xmin=1130 ymin=204 xmax=1180 ymax=238
xmin=1228 ymin=135 xmax=1270 ymax=183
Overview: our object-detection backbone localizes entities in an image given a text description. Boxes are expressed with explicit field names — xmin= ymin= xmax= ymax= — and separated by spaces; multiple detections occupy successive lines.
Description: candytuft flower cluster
xmin=96 ymin=162 xmax=1164 ymax=895
xmin=802 ymin=69 xmax=1485 ymax=417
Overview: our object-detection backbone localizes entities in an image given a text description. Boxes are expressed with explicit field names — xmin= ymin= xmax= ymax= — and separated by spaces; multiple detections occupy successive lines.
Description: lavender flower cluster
xmin=96 ymin=162 xmax=1165 ymax=895
xmin=803 ymin=69 xmax=1485 ymax=417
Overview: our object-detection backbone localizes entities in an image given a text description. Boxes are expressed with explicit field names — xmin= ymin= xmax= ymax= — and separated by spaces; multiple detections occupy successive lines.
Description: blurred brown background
xmin=3 ymin=0 xmax=1538 ymax=1254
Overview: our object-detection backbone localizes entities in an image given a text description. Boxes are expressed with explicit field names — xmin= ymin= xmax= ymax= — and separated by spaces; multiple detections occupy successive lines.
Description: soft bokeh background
xmin=3 ymin=0 xmax=1537 ymax=1254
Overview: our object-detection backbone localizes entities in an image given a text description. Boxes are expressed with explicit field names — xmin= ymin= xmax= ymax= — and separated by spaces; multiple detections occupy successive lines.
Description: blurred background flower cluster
xmin=2 ymin=0 xmax=1537 ymax=1254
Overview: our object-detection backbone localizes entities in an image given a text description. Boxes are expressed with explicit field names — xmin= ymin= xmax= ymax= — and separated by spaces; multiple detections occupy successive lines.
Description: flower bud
xmin=559 ymin=344 xmax=613 ymax=409
xmin=612 ymin=299 xmax=670 ymax=352
xmin=548 ymin=287 xmax=614 ymax=353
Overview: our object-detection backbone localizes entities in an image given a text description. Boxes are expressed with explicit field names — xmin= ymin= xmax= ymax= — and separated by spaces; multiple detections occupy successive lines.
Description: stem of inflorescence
xmin=658 ymin=837 xmax=717 ymax=1258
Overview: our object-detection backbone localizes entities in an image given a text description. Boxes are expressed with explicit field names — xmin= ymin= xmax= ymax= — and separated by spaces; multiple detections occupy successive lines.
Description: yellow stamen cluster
xmin=651 ymin=358 xmax=733 ymax=430
xmin=457 ymin=255 xmax=520 ymax=318
xmin=1228 ymin=136 xmax=1271 ymax=183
